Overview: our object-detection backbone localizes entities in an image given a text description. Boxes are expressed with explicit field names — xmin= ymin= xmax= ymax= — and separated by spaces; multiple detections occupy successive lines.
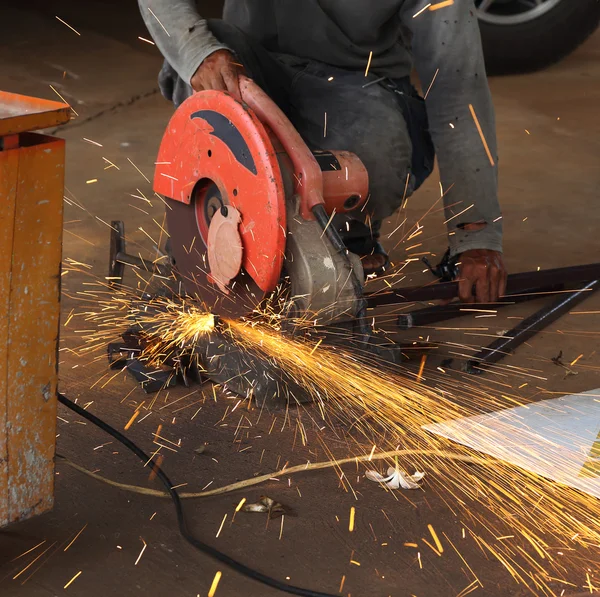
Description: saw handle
xmin=239 ymin=75 xmax=324 ymax=220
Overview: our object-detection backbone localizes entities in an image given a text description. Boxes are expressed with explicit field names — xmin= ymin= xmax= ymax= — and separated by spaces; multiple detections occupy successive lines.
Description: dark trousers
xmin=158 ymin=20 xmax=435 ymax=246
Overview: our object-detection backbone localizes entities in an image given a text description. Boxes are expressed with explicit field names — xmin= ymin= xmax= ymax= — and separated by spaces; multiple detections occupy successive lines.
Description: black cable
xmin=57 ymin=392 xmax=338 ymax=597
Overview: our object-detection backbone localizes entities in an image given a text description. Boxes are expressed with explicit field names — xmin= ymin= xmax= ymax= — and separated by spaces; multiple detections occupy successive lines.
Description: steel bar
xmin=113 ymin=252 xmax=171 ymax=277
xmin=465 ymin=279 xmax=600 ymax=374
xmin=366 ymin=263 xmax=600 ymax=308
xmin=397 ymin=284 xmax=563 ymax=329
xmin=109 ymin=220 xmax=171 ymax=280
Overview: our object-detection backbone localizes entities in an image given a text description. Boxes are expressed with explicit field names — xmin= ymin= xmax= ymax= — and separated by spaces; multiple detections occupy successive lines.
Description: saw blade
xmin=165 ymin=196 xmax=268 ymax=318
xmin=153 ymin=90 xmax=288 ymax=318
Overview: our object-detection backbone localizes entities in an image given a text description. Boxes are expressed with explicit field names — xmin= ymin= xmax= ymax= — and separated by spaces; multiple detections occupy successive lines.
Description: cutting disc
xmin=154 ymin=90 xmax=287 ymax=317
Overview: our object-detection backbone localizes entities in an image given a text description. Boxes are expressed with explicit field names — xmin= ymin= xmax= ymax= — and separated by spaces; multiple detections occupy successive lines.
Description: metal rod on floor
xmin=464 ymin=279 xmax=600 ymax=374
xmin=366 ymin=263 xmax=600 ymax=307
xmin=397 ymin=284 xmax=563 ymax=330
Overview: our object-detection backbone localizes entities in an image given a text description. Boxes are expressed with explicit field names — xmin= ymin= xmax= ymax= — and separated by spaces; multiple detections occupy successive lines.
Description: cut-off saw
xmin=153 ymin=75 xmax=370 ymax=326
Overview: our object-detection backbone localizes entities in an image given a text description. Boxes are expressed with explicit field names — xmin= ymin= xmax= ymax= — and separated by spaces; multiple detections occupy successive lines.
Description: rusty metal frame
xmin=0 ymin=91 xmax=69 ymax=527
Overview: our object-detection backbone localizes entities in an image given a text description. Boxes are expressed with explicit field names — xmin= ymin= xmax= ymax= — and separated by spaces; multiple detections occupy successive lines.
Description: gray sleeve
xmin=400 ymin=0 xmax=503 ymax=256
xmin=138 ymin=0 xmax=230 ymax=84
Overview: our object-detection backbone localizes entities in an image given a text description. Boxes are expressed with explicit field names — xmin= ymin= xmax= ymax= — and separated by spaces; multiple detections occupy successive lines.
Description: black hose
xmin=57 ymin=393 xmax=338 ymax=597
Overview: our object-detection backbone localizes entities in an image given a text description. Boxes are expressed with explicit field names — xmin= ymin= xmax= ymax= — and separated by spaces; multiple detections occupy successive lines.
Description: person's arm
xmin=138 ymin=0 xmax=241 ymax=96
xmin=400 ymin=0 xmax=506 ymax=302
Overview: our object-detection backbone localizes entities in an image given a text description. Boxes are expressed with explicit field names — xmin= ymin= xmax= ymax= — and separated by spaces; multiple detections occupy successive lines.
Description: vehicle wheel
xmin=476 ymin=0 xmax=600 ymax=75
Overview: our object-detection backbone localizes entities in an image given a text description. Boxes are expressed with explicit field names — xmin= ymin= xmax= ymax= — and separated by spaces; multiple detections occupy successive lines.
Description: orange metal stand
xmin=0 ymin=92 xmax=70 ymax=527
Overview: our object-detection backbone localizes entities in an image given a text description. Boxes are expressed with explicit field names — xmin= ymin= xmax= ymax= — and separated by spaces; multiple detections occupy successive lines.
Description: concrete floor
xmin=1 ymin=4 xmax=600 ymax=596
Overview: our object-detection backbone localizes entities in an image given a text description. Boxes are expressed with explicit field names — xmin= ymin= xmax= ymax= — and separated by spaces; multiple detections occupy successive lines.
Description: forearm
xmin=402 ymin=0 xmax=503 ymax=255
xmin=427 ymin=73 xmax=502 ymax=255
xmin=138 ymin=0 xmax=229 ymax=83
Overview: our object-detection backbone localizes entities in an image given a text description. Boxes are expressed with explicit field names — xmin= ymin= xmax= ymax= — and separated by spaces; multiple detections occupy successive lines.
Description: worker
xmin=138 ymin=0 xmax=507 ymax=303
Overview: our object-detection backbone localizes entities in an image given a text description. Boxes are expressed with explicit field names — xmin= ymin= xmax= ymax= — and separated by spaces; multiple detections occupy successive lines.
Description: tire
xmin=477 ymin=0 xmax=600 ymax=75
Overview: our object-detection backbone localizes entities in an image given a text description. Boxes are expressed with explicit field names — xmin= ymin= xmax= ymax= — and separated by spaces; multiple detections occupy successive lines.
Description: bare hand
xmin=190 ymin=49 xmax=243 ymax=99
xmin=457 ymin=249 xmax=507 ymax=303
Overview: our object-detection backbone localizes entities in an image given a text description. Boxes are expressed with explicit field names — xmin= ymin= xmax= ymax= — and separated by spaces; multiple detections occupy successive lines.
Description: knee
xmin=330 ymin=94 xmax=413 ymax=219
xmin=291 ymin=76 xmax=415 ymax=221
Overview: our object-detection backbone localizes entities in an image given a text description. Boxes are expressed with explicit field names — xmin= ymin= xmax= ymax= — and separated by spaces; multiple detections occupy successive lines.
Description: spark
xmin=147 ymin=8 xmax=170 ymax=37
xmin=429 ymin=0 xmax=454 ymax=10
xmin=13 ymin=542 xmax=56 ymax=579
xmin=456 ymin=579 xmax=480 ymax=597
xmin=134 ymin=539 xmax=147 ymax=565
xmin=368 ymin=444 xmax=377 ymax=461
xmin=127 ymin=158 xmax=151 ymax=183
xmin=318 ymin=208 xmax=337 ymax=238
xmin=570 ymin=354 xmax=584 ymax=366
xmin=83 ymin=138 xmax=103 ymax=147
xmin=208 ymin=571 xmax=222 ymax=597
xmin=55 ymin=16 xmax=81 ymax=35
xmin=124 ymin=410 xmax=140 ymax=430
xmin=444 ymin=203 xmax=474 ymax=225
xmin=64 ymin=524 xmax=88 ymax=552
xmin=413 ymin=3 xmax=432 ymax=18
xmin=309 ymin=338 xmax=323 ymax=355
xmin=428 ymin=524 xmax=443 ymax=553
xmin=11 ymin=540 xmax=46 ymax=562
xmin=64 ymin=229 xmax=95 ymax=246
xmin=49 ymin=85 xmax=78 ymax=115
xmin=138 ymin=412 xmax=152 ymax=423
xmin=235 ymin=498 xmax=247 ymax=512
xmin=424 ymin=68 xmax=439 ymax=100
xmin=102 ymin=157 xmax=119 ymax=170
xmin=63 ymin=571 xmax=82 ymax=589
xmin=416 ymin=355 xmax=427 ymax=382
xmin=469 ymin=104 xmax=495 ymax=166
xmin=86 ymin=179 xmax=97 ymax=184
xmin=349 ymin=506 xmax=356 ymax=532
xmin=422 ymin=537 xmax=442 ymax=556
xmin=138 ymin=36 xmax=155 ymax=45
xmin=365 ymin=51 xmax=373 ymax=77
xmin=216 ymin=514 xmax=227 ymax=538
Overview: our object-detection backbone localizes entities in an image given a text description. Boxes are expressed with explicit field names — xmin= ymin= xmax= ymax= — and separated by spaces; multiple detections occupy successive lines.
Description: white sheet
xmin=423 ymin=389 xmax=600 ymax=498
